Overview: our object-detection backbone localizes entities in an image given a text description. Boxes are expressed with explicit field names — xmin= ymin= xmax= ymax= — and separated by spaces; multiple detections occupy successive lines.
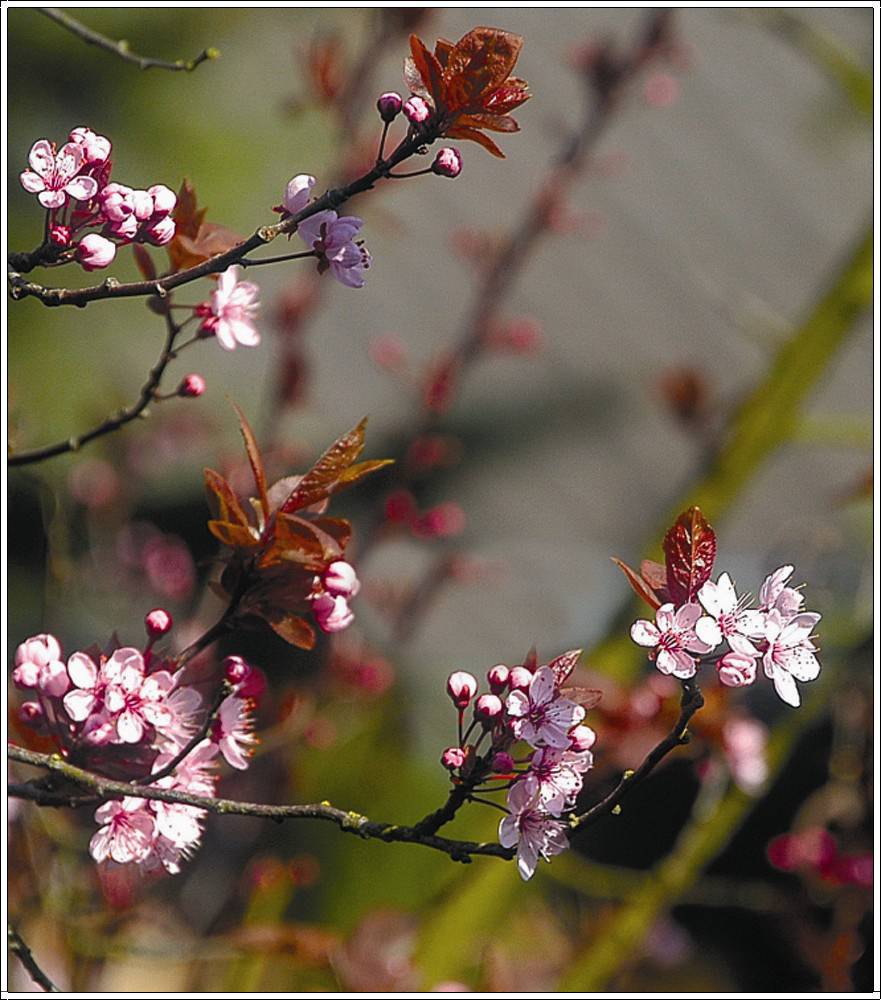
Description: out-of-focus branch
xmin=7 ymin=924 xmax=61 ymax=993
xmin=39 ymin=7 xmax=218 ymax=72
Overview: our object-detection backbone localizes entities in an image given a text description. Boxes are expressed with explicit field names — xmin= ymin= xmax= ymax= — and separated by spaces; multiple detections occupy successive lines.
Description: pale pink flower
xmin=283 ymin=173 xmax=315 ymax=215
xmin=212 ymin=695 xmax=257 ymax=770
xmin=524 ymin=746 xmax=593 ymax=814
xmin=200 ymin=266 xmax=261 ymax=350
xmin=312 ymin=592 xmax=354 ymax=633
xmin=762 ymin=610 xmax=821 ymax=707
xmin=323 ymin=561 xmax=360 ymax=598
xmin=90 ymin=798 xmax=156 ymax=864
xmin=63 ymin=651 xmax=107 ymax=722
xmin=695 ymin=573 xmax=765 ymax=655
xmin=498 ymin=780 xmax=569 ymax=880
xmin=630 ymin=603 xmax=714 ymax=679
xmin=76 ymin=233 xmax=117 ymax=271
xmin=69 ymin=126 xmax=111 ymax=164
xmin=506 ymin=666 xmax=586 ymax=749
xmin=759 ymin=565 xmax=804 ymax=621
xmin=14 ymin=634 xmax=63 ymax=689
xmin=147 ymin=184 xmax=176 ymax=217
xmin=297 ymin=210 xmax=370 ymax=288
xmin=20 ymin=139 xmax=99 ymax=209
xmin=97 ymin=182 xmax=135 ymax=223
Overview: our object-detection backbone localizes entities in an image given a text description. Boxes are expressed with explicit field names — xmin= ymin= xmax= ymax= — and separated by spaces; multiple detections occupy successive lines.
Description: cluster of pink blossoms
xmin=443 ymin=651 xmax=596 ymax=880
xmin=631 ymin=565 xmax=821 ymax=708
xmin=19 ymin=127 xmax=177 ymax=271
xmin=13 ymin=618 xmax=257 ymax=875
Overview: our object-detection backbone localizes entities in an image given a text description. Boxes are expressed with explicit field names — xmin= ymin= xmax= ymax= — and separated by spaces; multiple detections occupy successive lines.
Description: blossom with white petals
xmin=20 ymin=139 xmax=99 ymax=209
xmin=498 ymin=780 xmax=569 ymax=880
xmin=696 ymin=573 xmax=765 ymax=656
xmin=506 ymin=666 xmax=585 ymax=749
xmin=630 ymin=603 xmax=714 ymax=679
xmin=762 ymin=610 xmax=821 ymax=707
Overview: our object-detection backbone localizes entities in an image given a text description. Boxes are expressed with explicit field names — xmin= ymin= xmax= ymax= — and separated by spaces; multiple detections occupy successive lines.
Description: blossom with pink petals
xmin=630 ymin=602 xmax=715 ymax=679
xmin=69 ymin=126 xmax=111 ymax=165
xmin=14 ymin=634 xmax=63 ymax=689
xmin=498 ymin=780 xmax=569 ymax=880
xmin=762 ymin=610 xmax=821 ymax=707
xmin=312 ymin=592 xmax=354 ymax=633
xmin=90 ymin=798 xmax=156 ymax=865
xmin=212 ymin=695 xmax=257 ymax=770
xmin=199 ymin=265 xmax=261 ymax=350
xmin=717 ymin=650 xmax=758 ymax=689
xmin=506 ymin=666 xmax=586 ymax=749
xmin=759 ymin=565 xmax=805 ymax=621
xmin=297 ymin=210 xmax=370 ymax=288
xmin=283 ymin=173 xmax=316 ymax=215
xmin=76 ymin=233 xmax=117 ymax=271
xmin=524 ymin=745 xmax=593 ymax=814
xmin=695 ymin=573 xmax=765 ymax=656
xmin=20 ymin=139 xmax=99 ymax=209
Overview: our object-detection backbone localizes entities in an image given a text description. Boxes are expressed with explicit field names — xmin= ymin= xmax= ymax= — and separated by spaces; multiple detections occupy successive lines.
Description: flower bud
xmin=487 ymin=664 xmax=510 ymax=694
xmin=144 ymin=216 xmax=176 ymax=246
xmin=323 ymin=561 xmax=360 ymax=599
xmin=446 ymin=671 xmax=478 ymax=709
xmin=145 ymin=608 xmax=173 ymax=638
xmin=69 ymin=126 xmax=111 ymax=164
xmin=76 ymin=234 xmax=116 ymax=271
xmin=283 ymin=174 xmax=315 ymax=216
xmin=177 ymin=373 xmax=206 ymax=398
xmin=432 ymin=147 xmax=463 ymax=178
xmin=224 ymin=655 xmax=251 ymax=685
xmin=131 ymin=189 xmax=155 ymax=221
xmin=718 ymin=651 xmax=758 ymax=688
xmin=570 ymin=724 xmax=597 ymax=753
xmin=19 ymin=702 xmax=45 ymax=728
xmin=98 ymin=182 xmax=134 ymax=223
xmin=38 ymin=660 xmax=70 ymax=698
xmin=49 ymin=224 xmax=71 ymax=247
xmin=492 ymin=750 xmax=515 ymax=773
xmin=403 ymin=95 xmax=431 ymax=124
xmin=147 ymin=184 xmax=176 ymax=217
xmin=441 ymin=746 xmax=467 ymax=771
xmin=313 ymin=592 xmax=354 ymax=633
xmin=508 ymin=666 xmax=534 ymax=691
xmin=16 ymin=634 xmax=62 ymax=670
xmin=377 ymin=91 xmax=403 ymax=122
xmin=108 ymin=214 xmax=139 ymax=241
xmin=474 ymin=692 xmax=503 ymax=723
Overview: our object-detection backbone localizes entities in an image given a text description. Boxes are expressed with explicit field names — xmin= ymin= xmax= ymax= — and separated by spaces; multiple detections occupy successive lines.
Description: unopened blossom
xmin=323 ymin=561 xmax=360 ymax=598
xmin=630 ymin=603 xmax=715 ymax=679
xmin=144 ymin=215 xmax=176 ymax=246
xmin=506 ymin=666 xmax=585 ymax=749
xmin=312 ymin=592 xmax=354 ymax=633
xmin=569 ymin=724 xmax=597 ymax=753
xmin=98 ymin=182 xmax=135 ymax=223
xmin=717 ymin=650 xmax=758 ymax=689
xmin=695 ymin=573 xmax=765 ymax=656
xmin=145 ymin=608 xmax=172 ymax=638
xmin=297 ymin=210 xmax=370 ymax=288
xmin=404 ymin=95 xmax=431 ymax=123
xmin=487 ymin=664 xmax=510 ymax=693
xmin=441 ymin=746 xmax=467 ymax=770
xmin=177 ymin=373 xmax=206 ymax=398
xmin=147 ymin=183 xmax=176 ymax=216
xmin=432 ymin=148 xmax=463 ymax=178
xmin=377 ymin=91 xmax=403 ymax=121
xmin=20 ymin=139 xmax=99 ymax=209
xmin=69 ymin=126 xmax=111 ymax=164
xmin=507 ymin=666 xmax=533 ymax=691
xmin=223 ymin=655 xmax=250 ymax=686
xmin=76 ymin=233 xmax=117 ymax=271
xmin=14 ymin=634 xmax=63 ymax=689
xmin=762 ymin=610 xmax=821 ymax=708
xmin=474 ymin=692 xmax=504 ymax=723
xmin=446 ymin=670 xmax=478 ymax=709
xmin=283 ymin=173 xmax=315 ymax=215
xmin=499 ymin=780 xmax=569 ymax=881
xmin=199 ymin=266 xmax=261 ymax=350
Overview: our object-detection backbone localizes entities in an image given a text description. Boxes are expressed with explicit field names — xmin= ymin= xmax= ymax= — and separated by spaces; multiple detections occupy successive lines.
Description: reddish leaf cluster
xmin=165 ymin=180 xmax=243 ymax=274
xmin=404 ymin=27 xmax=531 ymax=157
xmin=614 ymin=505 xmax=717 ymax=610
xmin=205 ymin=405 xmax=391 ymax=648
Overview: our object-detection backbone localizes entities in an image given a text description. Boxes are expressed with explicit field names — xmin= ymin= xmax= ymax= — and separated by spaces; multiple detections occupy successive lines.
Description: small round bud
xmin=20 ymin=702 xmax=45 ymax=727
xmin=487 ymin=664 xmax=510 ymax=694
xmin=441 ymin=746 xmax=467 ymax=771
xmin=178 ymin=373 xmax=206 ymax=398
xmin=432 ymin=147 xmax=463 ymax=178
xmin=144 ymin=216 xmax=176 ymax=246
xmin=491 ymin=751 xmax=515 ymax=773
xmin=147 ymin=184 xmax=177 ymax=217
xmin=508 ymin=666 xmax=534 ymax=691
xmin=49 ymin=224 xmax=71 ymax=247
xmin=377 ymin=91 xmax=403 ymax=122
xmin=323 ymin=561 xmax=360 ymax=599
xmin=145 ymin=608 xmax=173 ymax=638
xmin=474 ymin=692 xmax=503 ymax=723
xmin=718 ymin=651 xmax=758 ymax=689
xmin=570 ymin=724 xmax=597 ymax=753
xmin=224 ymin=655 xmax=251 ymax=685
xmin=313 ymin=592 xmax=354 ymax=633
xmin=403 ymin=95 xmax=431 ymax=124
xmin=76 ymin=233 xmax=116 ymax=271
xmin=446 ymin=671 xmax=478 ymax=709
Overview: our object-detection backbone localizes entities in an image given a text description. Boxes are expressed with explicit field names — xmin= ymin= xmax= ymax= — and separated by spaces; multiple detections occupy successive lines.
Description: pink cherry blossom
xmin=762 ymin=610 xmax=821 ymax=707
xmin=14 ymin=634 xmax=63 ymax=689
xmin=323 ymin=561 xmax=360 ymax=598
xmin=695 ymin=573 xmax=765 ymax=655
xmin=283 ymin=173 xmax=315 ymax=215
xmin=76 ymin=233 xmax=117 ymax=271
xmin=297 ymin=210 xmax=370 ymax=288
xmin=759 ymin=565 xmax=805 ymax=621
xmin=524 ymin=745 xmax=593 ymax=814
xmin=212 ymin=695 xmax=257 ymax=770
xmin=498 ymin=780 xmax=570 ymax=880
xmin=432 ymin=148 xmax=463 ymax=178
xmin=630 ymin=602 xmax=714 ymax=679
xmin=717 ymin=650 xmax=758 ymax=688
xmin=90 ymin=798 xmax=156 ymax=865
xmin=20 ymin=139 xmax=99 ymax=209
xmin=69 ymin=126 xmax=111 ymax=165
xmin=200 ymin=266 xmax=261 ymax=350
xmin=312 ymin=592 xmax=354 ymax=633
xmin=506 ymin=666 xmax=586 ymax=749
xmin=404 ymin=95 xmax=431 ymax=123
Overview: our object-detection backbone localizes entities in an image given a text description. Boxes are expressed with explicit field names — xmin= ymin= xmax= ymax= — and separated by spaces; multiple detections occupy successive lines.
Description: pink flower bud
xmin=432 ymin=147 xmax=463 ymax=178
xmin=76 ymin=234 xmax=116 ymax=271
xmin=147 ymin=184 xmax=176 ymax=217
xmin=223 ymin=655 xmax=251 ymax=685
xmin=283 ymin=174 xmax=315 ymax=216
xmin=474 ymin=692 xmax=503 ymax=723
xmin=108 ymin=214 xmax=139 ymax=241
xmin=323 ymin=561 xmax=360 ymax=599
xmin=178 ymin=373 xmax=206 ymax=398
xmin=313 ymin=592 xmax=354 ymax=633
xmin=492 ymin=750 xmax=515 ymax=773
xmin=570 ymin=724 xmax=597 ymax=752
xmin=131 ymin=189 xmax=155 ymax=221
xmin=508 ymin=666 xmax=534 ymax=691
xmin=16 ymin=634 xmax=62 ymax=670
xmin=49 ymin=224 xmax=71 ymax=247
xmin=98 ymin=182 xmax=134 ymax=223
xmin=145 ymin=608 xmax=173 ymax=638
xmin=144 ymin=216 xmax=176 ymax=246
xmin=19 ymin=702 xmax=45 ymax=728
xmin=487 ymin=664 xmax=510 ymax=694
xmin=718 ymin=651 xmax=758 ymax=688
xmin=377 ymin=91 xmax=403 ymax=122
xmin=38 ymin=660 xmax=70 ymax=698
xmin=12 ymin=661 xmax=40 ymax=689
xmin=446 ymin=671 xmax=478 ymax=709
xmin=441 ymin=746 xmax=467 ymax=771
xmin=69 ymin=126 xmax=111 ymax=164
xmin=403 ymin=95 xmax=431 ymax=124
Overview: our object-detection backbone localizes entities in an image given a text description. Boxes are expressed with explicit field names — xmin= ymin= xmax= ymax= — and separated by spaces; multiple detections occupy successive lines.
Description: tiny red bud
xmin=224 ymin=655 xmax=251 ymax=685
xmin=377 ymin=91 xmax=403 ymax=122
xmin=178 ymin=373 xmax=206 ymax=398
xmin=441 ymin=746 xmax=467 ymax=771
xmin=432 ymin=147 xmax=463 ymax=178
xmin=144 ymin=608 xmax=172 ymax=638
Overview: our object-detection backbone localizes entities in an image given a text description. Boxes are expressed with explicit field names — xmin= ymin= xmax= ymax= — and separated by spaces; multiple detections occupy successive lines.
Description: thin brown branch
xmin=7 ymin=924 xmax=62 ymax=993
xmin=39 ymin=7 xmax=217 ymax=72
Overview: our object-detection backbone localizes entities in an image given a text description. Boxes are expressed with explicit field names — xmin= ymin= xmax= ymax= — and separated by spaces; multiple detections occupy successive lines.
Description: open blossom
xmin=630 ymin=603 xmax=714 ymax=679
xmin=211 ymin=695 xmax=257 ymax=770
xmin=759 ymin=565 xmax=804 ymax=620
xmin=499 ymin=780 xmax=569 ymax=880
xmin=90 ymin=798 xmax=156 ymax=865
xmin=524 ymin=746 xmax=593 ymax=814
xmin=506 ymin=666 xmax=585 ymax=749
xmin=762 ymin=609 xmax=822 ymax=707
xmin=695 ymin=573 xmax=765 ymax=656
xmin=20 ymin=139 xmax=99 ymax=209
xmin=199 ymin=266 xmax=261 ymax=350
xmin=297 ymin=210 xmax=370 ymax=288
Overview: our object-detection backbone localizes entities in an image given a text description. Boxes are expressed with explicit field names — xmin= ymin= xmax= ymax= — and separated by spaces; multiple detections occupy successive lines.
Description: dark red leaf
xmin=662 ymin=506 xmax=716 ymax=604
xmin=231 ymin=402 xmax=270 ymax=527
xmin=548 ymin=649 xmax=582 ymax=686
xmin=279 ymin=418 xmax=368 ymax=514
xmin=265 ymin=613 xmax=316 ymax=650
xmin=611 ymin=557 xmax=663 ymax=611
xmin=561 ymin=686 xmax=603 ymax=711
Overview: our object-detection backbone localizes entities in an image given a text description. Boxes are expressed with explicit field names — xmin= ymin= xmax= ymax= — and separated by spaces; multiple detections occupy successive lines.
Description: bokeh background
xmin=6 ymin=6 xmax=874 ymax=993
